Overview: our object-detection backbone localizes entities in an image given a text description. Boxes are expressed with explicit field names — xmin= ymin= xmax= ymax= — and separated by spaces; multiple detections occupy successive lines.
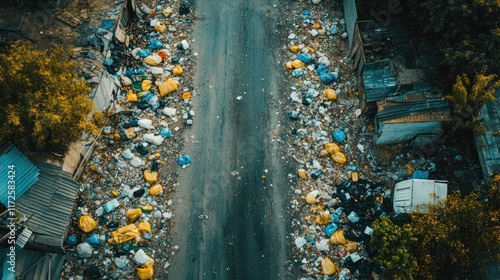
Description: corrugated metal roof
xmin=343 ymin=0 xmax=358 ymax=48
xmin=363 ymin=59 xmax=397 ymax=102
xmin=0 ymin=143 xmax=39 ymax=207
xmin=474 ymin=90 xmax=500 ymax=177
xmin=376 ymin=97 xmax=450 ymax=123
xmin=0 ymin=248 xmax=65 ymax=280
xmin=16 ymin=162 xmax=80 ymax=247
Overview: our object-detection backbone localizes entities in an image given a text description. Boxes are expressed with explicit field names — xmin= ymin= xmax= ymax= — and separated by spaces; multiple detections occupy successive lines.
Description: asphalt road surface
xmin=168 ymin=0 xmax=291 ymax=279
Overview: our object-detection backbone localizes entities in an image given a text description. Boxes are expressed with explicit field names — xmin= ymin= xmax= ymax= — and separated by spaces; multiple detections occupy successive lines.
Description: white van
xmin=392 ymin=179 xmax=448 ymax=214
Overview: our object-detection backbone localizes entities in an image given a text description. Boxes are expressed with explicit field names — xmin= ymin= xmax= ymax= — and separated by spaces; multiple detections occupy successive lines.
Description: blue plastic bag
xmin=65 ymin=235 xmax=78 ymax=245
xmin=332 ymin=129 xmax=346 ymax=142
xmin=177 ymin=155 xmax=192 ymax=166
xmin=320 ymin=73 xmax=335 ymax=84
xmin=101 ymin=19 xmax=114 ymax=30
xmin=293 ymin=68 xmax=304 ymax=77
xmin=324 ymin=223 xmax=338 ymax=237
xmin=149 ymin=40 xmax=164 ymax=50
xmin=85 ymin=234 xmax=101 ymax=245
xmin=316 ymin=64 xmax=329 ymax=75
xmin=137 ymin=49 xmax=152 ymax=58
xmin=159 ymin=127 xmax=173 ymax=138
xmin=297 ymin=53 xmax=312 ymax=64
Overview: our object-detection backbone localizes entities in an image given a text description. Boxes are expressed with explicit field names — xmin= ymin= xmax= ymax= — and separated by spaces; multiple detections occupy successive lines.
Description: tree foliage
xmin=370 ymin=217 xmax=417 ymax=280
xmin=0 ymin=42 xmax=97 ymax=150
xmin=409 ymin=192 xmax=500 ymax=279
xmin=446 ymin=66 xmax=500 ymax=125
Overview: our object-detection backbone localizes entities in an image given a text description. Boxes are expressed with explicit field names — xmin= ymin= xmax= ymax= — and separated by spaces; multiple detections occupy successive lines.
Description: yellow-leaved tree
xmin=0 ymin=42 xmax=98 ymax=150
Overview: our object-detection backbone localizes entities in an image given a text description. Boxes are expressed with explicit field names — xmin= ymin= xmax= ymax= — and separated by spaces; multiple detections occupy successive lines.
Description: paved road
xmin=168 ymin=0 xmax=290 ymax=279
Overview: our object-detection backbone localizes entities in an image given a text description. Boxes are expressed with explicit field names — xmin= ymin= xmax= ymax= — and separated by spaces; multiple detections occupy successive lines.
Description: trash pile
xmin=278 ymin=1 xmax=393 ymax=278
xmin=61 ymin=1 xmax=195 ymax=279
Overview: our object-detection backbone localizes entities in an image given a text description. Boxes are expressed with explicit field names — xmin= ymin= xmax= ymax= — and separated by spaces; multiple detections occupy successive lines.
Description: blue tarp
xmin=412 ymin=170 xmax=430 ymax=179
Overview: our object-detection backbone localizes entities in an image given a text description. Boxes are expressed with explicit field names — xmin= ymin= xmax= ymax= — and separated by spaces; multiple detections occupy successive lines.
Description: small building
xmin=374 ymin=90 xmax=451 ymax=145
xmin=0 ymin=143 xmax=79 ymax=280
xmin=474 ymin=90 xmax=500 ymax=177
xmin=361 ymin=59 xmax=397 ymax=116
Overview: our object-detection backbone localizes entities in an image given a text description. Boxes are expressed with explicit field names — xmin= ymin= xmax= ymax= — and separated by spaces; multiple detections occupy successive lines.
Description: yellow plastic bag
xmin=324 ymin=88 xmax=337 ymax=100
xmin=289 ymin=45 xmax=299 ymax=53
xmin=291 ymin=59 xmax=303 ymax=68
xmin=127 ymin=91 xmax=138 ymax=102
xmin=143 ymin=170 xmax=158 ymax=184
xmin=305 ymin=190 xmax=319 ymax=204
xmin=182 ymin=92 xmax=192 ymax=99
xmin=332 ymin=152 xmax=347 ymax=164
xmin=142 ymin=204 xmax=154 ymax=212
xmin=351 ymin=172 xmax=359 ymax=182
xmin=154 ymin=21 xmax=167 ymax=33
xmin=173 ymin=65 xmax=183 ymax=76
xmin=148 ymin=184 xmax=163 ymax=196
xmin=343 ymin=241 xmax=358 ymax=253
xmin=142 ymin=80 xmax=152 ymax=91
xmin=285 ymin=61 xmax=293 ymax=69
xmin=321 ymin=258 xmax=339 ymax=275
xmin=144 ymin=54 xmax=162 ymax=66
xmin=108 ymin=224 xmax=140 ymax=245
xmin=137 ymin=259 xmax=154 ymax=280
xmin=124 ymin=128 xmax=136 ymax=139
xmin=157 ymin=79 xmax=179 ymax=97
xmin=319 ymin=211 xmax=330 ymax=225
xmin=78 ymin=215 xmax=98 ymax=233
xmin=297 ymin=169 xmax=308 ymax=179
xmin=126 ymin=208 xmax=143 ymax=222
xmin=162 ymin=7 xmax=173 ymax=17
xmin=137 ymin=221 xmax=152 ymax=234
xmin=330 ymin=230 xmax=346 ymax=245
xmin=324 ymin=143 xmax=340 ymax=154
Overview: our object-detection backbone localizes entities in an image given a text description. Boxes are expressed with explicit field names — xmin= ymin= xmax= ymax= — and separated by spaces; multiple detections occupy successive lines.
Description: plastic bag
xmin=330 ymin=230 xmax=346 ymax=245
xmin=137 ymin=221 xmax=152 ymax=234
xmin=130 ymin=157 xmax=144 ymax=167
xmin=122 ymin=76 xmax=132 ymax=86
xmin=124 ymin=128 xmax=137 ymax=139
xmin=78 ymin=215 xmax=98 ymax=233
xmin=144 ymin=54 xmax=162 ymax=66
xmin=291 ymin=59 xmax=303 ymax=69
xmin=321 ymin=258 xmax=339 ymax=275
xmin=316 ymin=239 xmax=330 ymax=251
xmin=295 ymin=237 xmax=306 ymax=248
xmin=127 ymin=91 xmax=138 ymax=102
xmin=148 ymin=184 xmax=163 ymax=196
xmin=177 ymin=155 xmax=192 ymax=167
xmin=324 ymin=88 xmax=337 ymax=100
xmin=138 ymin=119 xmax=153 ymax=129
xmin=154 ymin=21 xmax=166 ymax=33
xmin=324 ymin=223 xmax=338 ymax=237
xmin=332 ymin=152 xmax=347 ymax=164
xmin=143 ymin=133 xmax=164 ymax=145
xmin=136 ymin=259 xmax=154 ymax=280
xmin=181 ymin=92 xmax=192 ymax=99
xmin=305 ymin=190 xmax=318 ymax=204
xmin=143 ymin=170 xmax=158 ymax=184
xmin=319 ymin=211 xmax=330 ymax=225
xmin=126 ymin=208 xmax=143 ymax=222
xmin=137 ymin=49 xmax=152 ymax=58
xmin=324 ymin=143 xmax=340 ymax=154
xmin=141 ymin=80 xmax=152 ymax=91
xmin=134 ymin=249 xmax=151 ymax=264
xmin=351 ymin=172 xmax=358 ymax=182
xmin=149 ymin=39 xmax=164 ymax=50
xmin=297 ymin=53 xmax=312 ymax=63
xmin=289 ymin=45 xmax=299 ymax=53
xmin=157 ymin=79 xmax=179 ymax=97
xmin=285 ymin=61 xmax=293 ymax=69
xmin=121 ymin=148 xmax=134 ymax=160
xmin=108 ymin=224 xmax=140 ymax=245
xmin=297 ymin=169 xmax=308 ymax=180
xmin=332 ymin=129 xmax=346 ymax=142
xmin=173 ymin=65 xmax=183 ymax=76
xmin=343 ymin=241 xmax=358 ymax=253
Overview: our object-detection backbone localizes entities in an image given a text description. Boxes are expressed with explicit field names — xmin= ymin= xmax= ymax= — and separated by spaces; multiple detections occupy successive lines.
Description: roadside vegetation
xmin=0 ymin=42 xmax=102 ymax=151
xmin=370 ymin=176 xmax=500 ymax=279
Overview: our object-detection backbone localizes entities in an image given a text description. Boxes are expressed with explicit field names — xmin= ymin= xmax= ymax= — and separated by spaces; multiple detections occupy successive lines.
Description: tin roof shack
xmin=374 ymin=89 xmax=451 ymax=145
xmin=361 ymin=59 xmax=397 ymax=117
xmin=392 ymin=179 xmax=448 ymax=214
xmin=0 ymin=144 xmax=80 ymax=252
xmin=474 ymin=90 xmax=500 ymax=177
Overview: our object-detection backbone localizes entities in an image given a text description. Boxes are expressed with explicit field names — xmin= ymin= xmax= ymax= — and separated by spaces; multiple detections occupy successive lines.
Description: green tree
xmin=0 ymin=42 xmax=98 ymax=150
xmin=445 ymin=66 xmax=500 ymax=129
xmin=410 ymin=192 xmax=500 ymax=279
xmin=370 ymin=217 xmax=417 ymax=280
